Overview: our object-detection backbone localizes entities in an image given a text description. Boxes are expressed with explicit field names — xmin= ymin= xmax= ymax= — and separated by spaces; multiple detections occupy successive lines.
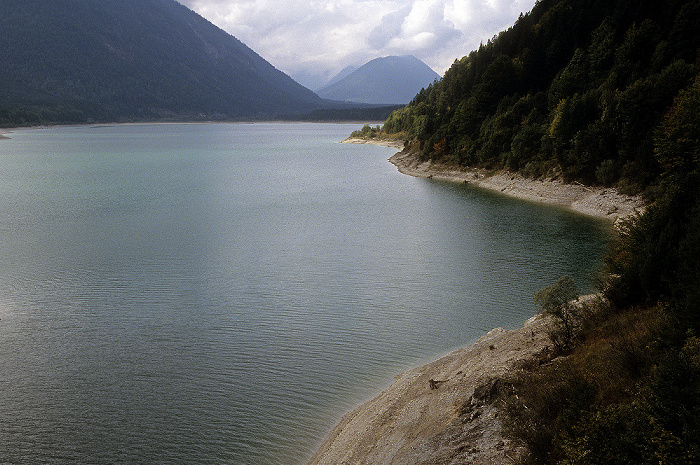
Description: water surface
xmin=0 ymin=123 xmax=611 ymax=464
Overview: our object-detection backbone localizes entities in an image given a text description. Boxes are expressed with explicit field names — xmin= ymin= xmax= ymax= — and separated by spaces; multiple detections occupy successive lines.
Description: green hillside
xmin=376 ymin=0 xmax=700 ymax=462
xmin=382 ymin=0 xmax=699 ymax=194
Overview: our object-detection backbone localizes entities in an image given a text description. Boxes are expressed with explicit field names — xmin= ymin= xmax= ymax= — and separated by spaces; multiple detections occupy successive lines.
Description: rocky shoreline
xmin=388 ymin=150 xmax=645 ymax=225
xmin=309 ymin=139 xmax=646 ymax=464
xmin=341 ymin=137 xmax=644 ymax=224
xmin=308 ymin=314 xmax=552 ymax=465
xmin=340 ymin=136 xmax=406 ymax=149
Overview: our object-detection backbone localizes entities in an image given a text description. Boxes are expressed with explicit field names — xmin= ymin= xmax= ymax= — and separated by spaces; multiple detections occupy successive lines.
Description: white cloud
xmin=178 ymin=0 xmax=536 ymax=89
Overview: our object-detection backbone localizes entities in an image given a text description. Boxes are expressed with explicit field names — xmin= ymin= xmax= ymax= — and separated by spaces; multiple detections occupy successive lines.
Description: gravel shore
xmin=308 ymin=315 xmax=552 ymax=465
xmin=309 ymin=139 xmax=643 ymax=464
xmin=388 ymin=150 xmax=644 ymax=225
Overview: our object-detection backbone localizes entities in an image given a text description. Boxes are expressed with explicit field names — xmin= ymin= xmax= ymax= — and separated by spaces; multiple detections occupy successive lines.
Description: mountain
xmin=316 ymin=56 xmax=440 ymax=105
xmin=319 ymin=65 xmax=358 ymax=90
xmin=0 ymin=0 xmax=326 ymax=124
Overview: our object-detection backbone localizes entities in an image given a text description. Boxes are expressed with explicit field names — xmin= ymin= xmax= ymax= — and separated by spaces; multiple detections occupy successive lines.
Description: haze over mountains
xmin=0 ymin=0 xmax=358 ymax=124
xmin=317 ymin=56 xmax=440 ymax=105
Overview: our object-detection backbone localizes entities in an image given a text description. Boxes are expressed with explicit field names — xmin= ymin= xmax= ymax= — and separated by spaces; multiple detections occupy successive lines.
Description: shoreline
xmin=308 ymin=139 xmax=644 ymax=464
xmin=340 ymin=136 xmax=405 ymax=149
xmin=389 ymin=150 xmax=645 ymax=225
xmin=308 ymin=314 xmax=552 ymax=464
xmin=341 ymin=137 xmax=645 ymax=225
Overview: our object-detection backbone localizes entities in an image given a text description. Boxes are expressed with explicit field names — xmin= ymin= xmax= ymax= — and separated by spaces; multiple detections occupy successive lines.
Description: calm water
xmin=0 ymin=123 xmax=611 ymax=464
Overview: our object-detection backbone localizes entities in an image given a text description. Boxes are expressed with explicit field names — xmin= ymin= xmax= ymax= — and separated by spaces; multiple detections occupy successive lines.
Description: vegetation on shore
xmin=499 ymin=77 xmax=700 ymax=464
xmin=350 ymin=0 xmax=700 ymax=462
xmin=374 ymin=0 xmax=699 ymax=198
xmin=350 ymin=124 xmax=383 ymax=138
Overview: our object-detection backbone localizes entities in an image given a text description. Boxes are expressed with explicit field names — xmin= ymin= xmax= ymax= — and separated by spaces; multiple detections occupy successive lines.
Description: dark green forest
xmin=382 ymin=0 xmax=699 ymax=195
xmin=375 ymin=0 xmax=700 ymax=462
xmin=501 ymin=77 xmax=700 ymax=464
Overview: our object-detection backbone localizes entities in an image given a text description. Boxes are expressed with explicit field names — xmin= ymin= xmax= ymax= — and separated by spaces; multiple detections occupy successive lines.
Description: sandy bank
xmin=389 ymin=151 xmax=644 ymax=224
xmin=341 ymin=137 xmax=405 ymax=149
xmin=308 ymin=314 xmax=552 ymax=465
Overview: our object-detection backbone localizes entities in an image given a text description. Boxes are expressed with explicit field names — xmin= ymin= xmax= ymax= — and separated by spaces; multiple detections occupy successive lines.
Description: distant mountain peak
xmin=317 ymin=55 xmax=440 ymax=105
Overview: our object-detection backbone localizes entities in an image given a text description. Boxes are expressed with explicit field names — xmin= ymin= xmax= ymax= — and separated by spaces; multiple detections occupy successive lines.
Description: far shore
xmin=343 ymin=137 xmax=645 ymax=225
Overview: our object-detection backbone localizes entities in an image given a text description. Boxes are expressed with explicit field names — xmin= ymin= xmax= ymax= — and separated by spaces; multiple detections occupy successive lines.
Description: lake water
xmin=0 ymin=123 xmax=611 ymax=464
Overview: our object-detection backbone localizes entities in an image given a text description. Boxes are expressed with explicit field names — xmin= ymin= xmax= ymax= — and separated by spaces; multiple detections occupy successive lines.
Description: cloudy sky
xmin=178 ymin=0 xmax=537 ymax=90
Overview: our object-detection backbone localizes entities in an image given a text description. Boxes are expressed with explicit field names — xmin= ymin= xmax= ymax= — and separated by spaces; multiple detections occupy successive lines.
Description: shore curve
xmin=307 ymin=314 xmax=552 ymax=465
xmin=309 ymin=139 xmax=640 ymax=464
xmin=389 ymin=151 xmax=644 ymax=225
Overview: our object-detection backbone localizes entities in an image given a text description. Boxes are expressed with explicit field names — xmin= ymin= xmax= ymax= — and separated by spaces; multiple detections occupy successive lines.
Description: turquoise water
xmin=0 ymin=123 xmax=611 ymax=464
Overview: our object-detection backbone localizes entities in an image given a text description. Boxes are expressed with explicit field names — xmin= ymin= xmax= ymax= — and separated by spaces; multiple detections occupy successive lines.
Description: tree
xmin=535 ymin=276 xmax=581 ymax=353
xmin=655 ymin=75 xmax=700 ymax=179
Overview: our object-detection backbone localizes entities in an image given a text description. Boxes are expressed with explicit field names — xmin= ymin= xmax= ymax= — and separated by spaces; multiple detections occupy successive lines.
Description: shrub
xmin=535 ymin=276 xmax=582 ymax=354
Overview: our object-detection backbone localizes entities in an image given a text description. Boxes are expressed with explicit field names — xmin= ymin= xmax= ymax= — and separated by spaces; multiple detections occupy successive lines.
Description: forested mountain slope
xmin=378 ymin=1 xmax=700 ymax=462
xmin=382 ymin=0 xmax=699 ymax=193
xmin=0 ymin=0 xmax=326 ymax=124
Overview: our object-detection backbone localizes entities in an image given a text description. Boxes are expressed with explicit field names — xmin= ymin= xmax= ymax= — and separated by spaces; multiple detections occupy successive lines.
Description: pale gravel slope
xmin=307 ymin=315 xmax=551 ymax=465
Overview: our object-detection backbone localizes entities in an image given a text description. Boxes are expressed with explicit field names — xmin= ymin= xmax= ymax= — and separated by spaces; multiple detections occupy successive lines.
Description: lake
xmin=0 ymin=123 xmax=611 ymax=464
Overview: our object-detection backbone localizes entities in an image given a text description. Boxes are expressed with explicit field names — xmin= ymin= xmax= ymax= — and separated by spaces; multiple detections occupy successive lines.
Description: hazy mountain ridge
xmin=317 ymin=55 xmax=440 ymax=105
xmin=318 ymin=65 xmax=358 ymax=90
xmin=0 ymin=0 xmax=326 ymax=124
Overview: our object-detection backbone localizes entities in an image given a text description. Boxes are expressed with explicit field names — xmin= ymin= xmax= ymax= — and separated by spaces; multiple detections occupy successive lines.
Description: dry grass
xmin=498 ymin=304 xmax=671 ymax=464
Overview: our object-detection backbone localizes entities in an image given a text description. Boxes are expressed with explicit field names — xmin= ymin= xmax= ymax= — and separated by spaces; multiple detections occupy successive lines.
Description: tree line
xmin=381 ymin=0 xmax=699 ymax=195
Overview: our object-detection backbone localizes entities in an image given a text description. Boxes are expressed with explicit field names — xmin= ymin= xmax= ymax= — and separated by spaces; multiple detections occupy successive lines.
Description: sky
xmin=178 ymin=0 xmax=537 ymax=90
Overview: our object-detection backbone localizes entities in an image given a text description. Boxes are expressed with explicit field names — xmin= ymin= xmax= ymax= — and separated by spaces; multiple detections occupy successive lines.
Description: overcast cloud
xmin=178 ymin=0 xmax=536 ymax=89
